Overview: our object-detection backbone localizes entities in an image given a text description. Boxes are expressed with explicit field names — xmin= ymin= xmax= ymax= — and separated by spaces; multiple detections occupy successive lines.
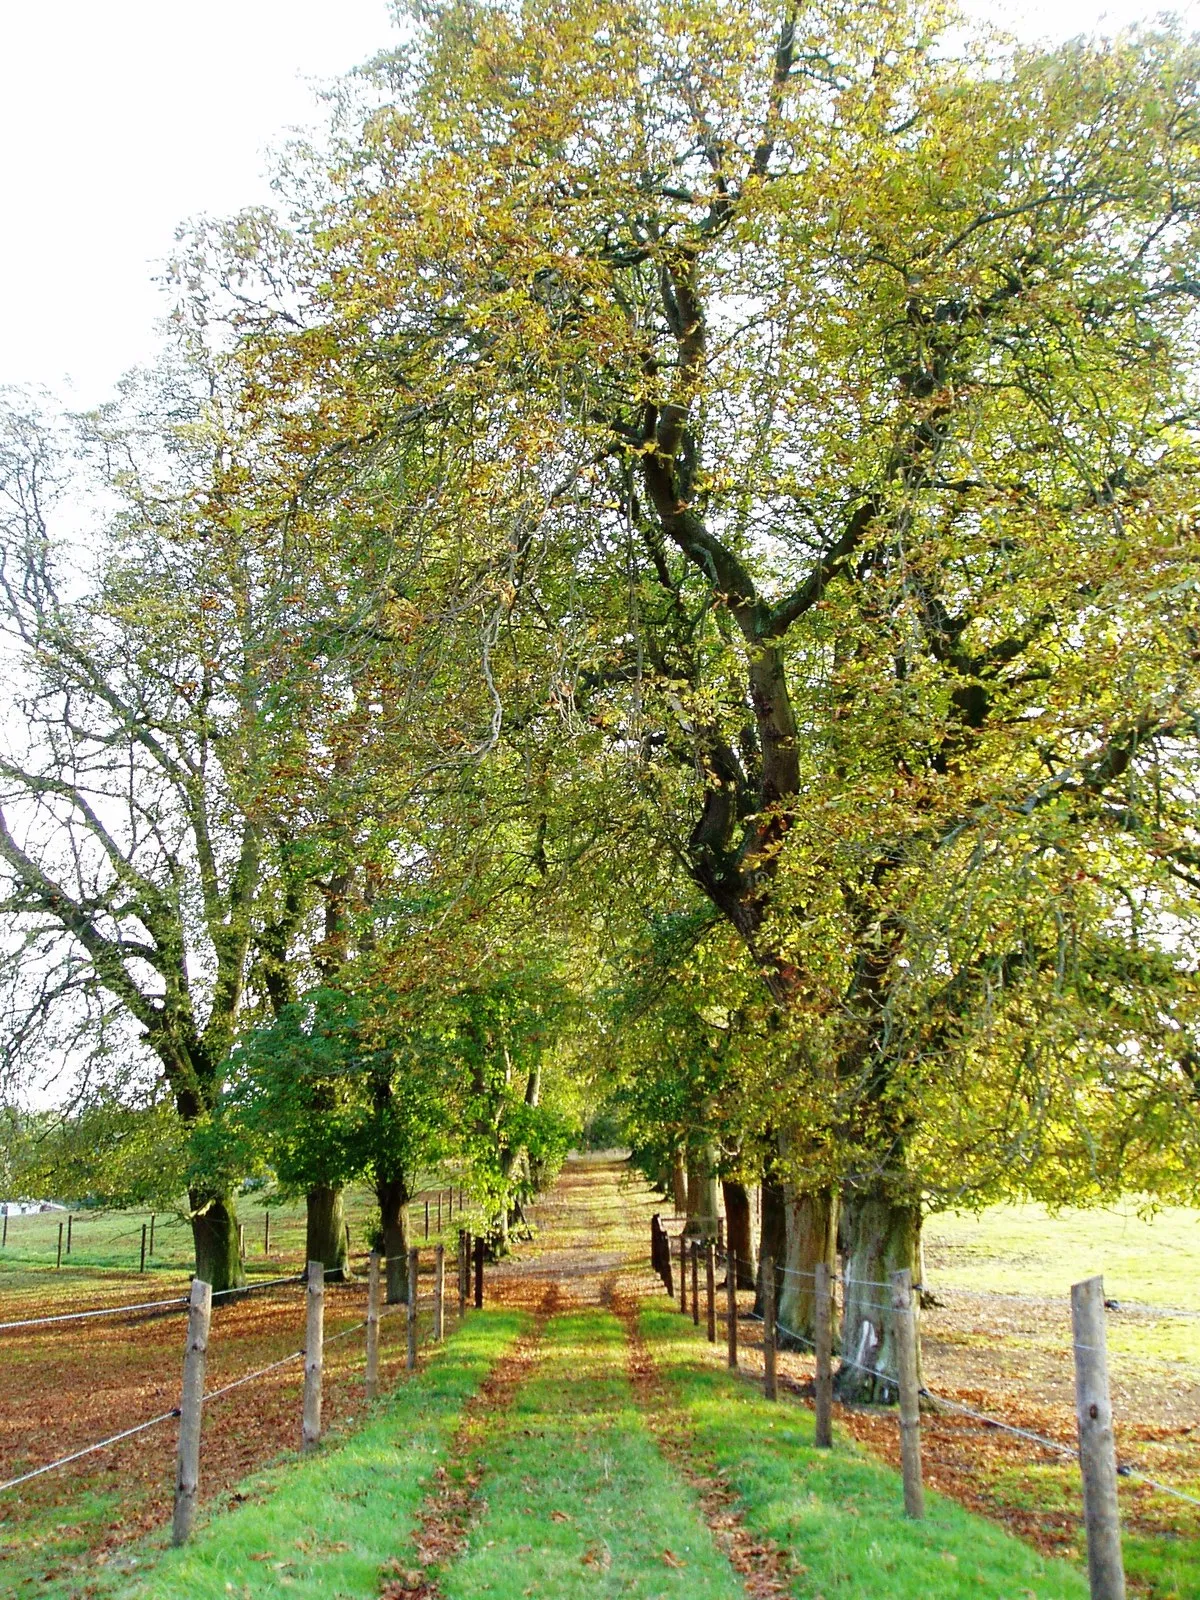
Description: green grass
xmin=92 ymin=1308 xmax=530 ymax=1600
xmin=639 ymin=1303 xmax=1091 ymax=1600
xmin=442 ymin=1310 xmax=746 ymax=1600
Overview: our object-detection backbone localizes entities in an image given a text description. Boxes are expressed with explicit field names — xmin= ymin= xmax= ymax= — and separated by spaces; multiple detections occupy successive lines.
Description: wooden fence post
xmin=814 ymin=1261 xmax=833 ymax=1449
xmin=438 ymin=1190 xmax=443 ymax=1232
xmin=407 ymin=1247 xmax=419 ymax=1371
xmin=424 ymin=1199 xmax=430 ymax=1240
xmin=459 ymin=1231 xmax=468 ymax=1314
xmin=692 ymin=1242 xmax=700 ymax=1328
xmin=172 ymin=1277 xmax=212 ymax=1546
xmin=434 ymin=1243 xmax=445 ymax=1341
xmin=1072 ymin=1275 xmax=1126 ymax=1600
xmin=344 ymin=1220 xmax=351 ymax=1258
xmin=66 ymin=1213 xmax=73 ymax=1255
xmin=302 ymin=1260 xmax=324 ymax=1451
xmin=726 ymin=1248 xmax=738 ymax=1369
xmin=679 ymin=1233 xmax=688 ymax=1315
xmin=2 ymin=1208 xmax=7 ymax=1248
xmin=238 ymin=1223 xmax=245 ymax=1262
xmin=365 ymin=1251 xmax=381 ymax=1402
xmin=474 ymin=1234 xmax=484 ymax=1309
xmin=717 ymin=1215 xmax=724 ymax=1254
xmin=705 ymin=1242 xmax=716 ymax=1342
xmin=890 ymin=1269 xmax=925 ymax=1518
xmin=264 ymin=1210 xmax=271 ymax=1255
xmin=57 ymin=1220 xmax=64 ymax=1269
xmin=149 ymin=1213 xmax=156 ymax=1257
xmin=763 ymin=1254 xmax=777 ymax=1401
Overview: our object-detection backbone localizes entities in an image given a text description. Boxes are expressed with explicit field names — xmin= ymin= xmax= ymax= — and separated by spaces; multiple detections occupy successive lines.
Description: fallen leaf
xmin=662 ymin=1550 xmax=685 ymax=1568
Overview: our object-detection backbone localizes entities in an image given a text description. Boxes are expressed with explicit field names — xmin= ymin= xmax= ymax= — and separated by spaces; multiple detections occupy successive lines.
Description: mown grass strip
xmin=638 ymin=1302 xmax=1091 ymax=1600
xmin=440 ymin=1309 xmax=746 ymax=1600
xmin=101 ymin=1309 xmax=530 ymax=1600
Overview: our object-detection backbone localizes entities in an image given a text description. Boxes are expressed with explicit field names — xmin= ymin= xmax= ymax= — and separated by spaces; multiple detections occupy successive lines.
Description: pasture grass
xmin=97 ymin=1308 xmax=530 ymax=1600
xmin=441 ymin=1309 xmax=745 ymax=1600
xmin=639 ymin=1301 xmax=1091 ymax=1600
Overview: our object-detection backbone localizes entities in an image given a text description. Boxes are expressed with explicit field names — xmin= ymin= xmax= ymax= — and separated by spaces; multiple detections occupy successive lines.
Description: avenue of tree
xmin=1 ymin=0 xmax=1199 ymax=1396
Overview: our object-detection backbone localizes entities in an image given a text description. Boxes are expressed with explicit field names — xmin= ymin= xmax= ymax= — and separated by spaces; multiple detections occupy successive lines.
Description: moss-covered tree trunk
xmin=835 ymin=1182 xmax=921 ymax=1403
xmin=721 ymin=1179 xmax=757 ymax=1288
xmin=777 ymin=1185 xmax=838 ymax=1351
xmin=189 ymin=1188 xmax=244 ymax=1294
xmin=685 ymin=1147 xmax=720 ymax=1238
xmin=377 ymin=1175 xmax=411 ymax=1304
xmin=306 ymin=1183 xmax=351 ymax=1283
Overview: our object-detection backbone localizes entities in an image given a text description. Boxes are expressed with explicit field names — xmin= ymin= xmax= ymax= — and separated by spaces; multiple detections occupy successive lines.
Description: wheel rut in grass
xmin=379 ymin=1284 xmax=559 ymax=1600
xmin=612 ymin=1287 xmax=795 ymax=1600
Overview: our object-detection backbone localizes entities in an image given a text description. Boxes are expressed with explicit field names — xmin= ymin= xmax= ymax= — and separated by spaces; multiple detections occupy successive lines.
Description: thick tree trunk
xmin=721 ymin=1180 xmax=757 ymax=1289
xmin=685 ymin=1148 xmax=720 ymax=1238
xmin=671 ymin=1152 xmax=687 ymax=1214
xmin=835 ymin=1182 xmax=922 ymax=1404
xmin=189 ymin=1189 xmax=244 ymax=1293
xmin=306 ymin=1184 xmax=350 ymax=1284
xmin=377 ymin=1175 xmax=411 ymax=1304
xmin=754 ymin=1166 xmax=787 ymax=1316
xmin=777 ymin=1185 xmax=838 ymax=1352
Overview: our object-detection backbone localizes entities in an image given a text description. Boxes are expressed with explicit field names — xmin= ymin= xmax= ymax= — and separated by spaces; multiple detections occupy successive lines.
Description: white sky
xmin=1 ymin=0 xmax=1197 ymax=410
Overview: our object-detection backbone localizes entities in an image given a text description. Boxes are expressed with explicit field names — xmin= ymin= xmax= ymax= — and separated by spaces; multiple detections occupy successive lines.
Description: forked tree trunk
xmin=721 ymin=1180 xmax=757 ymax=1289
xmin=306 ymin=1184 xmax=351 ymax=1283
xmin=685 ymin=1149 xmax=720 ymax=1238
xmin=189 ymin=1188 xmax=244 ymax=1294
xmin=754 ymin=1167 xmax=786 ymax=1316
xmin=377 ymin=1175 xmax=411 ymax=1304
xmin=777 ymin=1185 xmax=838 ymax=1351
xmin=835 ymin=1182 xmax=922 ymax=1404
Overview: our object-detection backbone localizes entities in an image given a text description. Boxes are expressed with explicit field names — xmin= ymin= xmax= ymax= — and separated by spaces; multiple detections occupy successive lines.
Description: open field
xmin=1 ymin=1163 xmax=1197 ymax=1599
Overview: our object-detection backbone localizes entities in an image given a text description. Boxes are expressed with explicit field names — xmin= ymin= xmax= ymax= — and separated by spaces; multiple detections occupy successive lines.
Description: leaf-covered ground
xmin=1 ymin=1160 xmax=1197 ymax=1599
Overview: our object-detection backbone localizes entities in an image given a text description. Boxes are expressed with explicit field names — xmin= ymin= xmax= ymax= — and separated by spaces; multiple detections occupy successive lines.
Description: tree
xmin=268 ymin=0 xmax=1200 ymax=1393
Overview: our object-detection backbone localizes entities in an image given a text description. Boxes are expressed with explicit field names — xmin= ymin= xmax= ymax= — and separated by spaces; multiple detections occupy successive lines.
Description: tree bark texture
xmin=721 ymin=1180 xmax=757 ymax=1289
xmin=377 ymin=1175 xmax=412 ymax=1304
xmin=835 ymin=1183 xmax=921 ymax=1403
xmin=754 ymin=1167 xmax=787 ymax=1316
xmin=306 ymin=1184 xmax=351 ymax=1283
xmin=777 ymin=1184 xmax=838 ymax=1352
xmin=189 ymin=1189 xmax=244 ymax=1294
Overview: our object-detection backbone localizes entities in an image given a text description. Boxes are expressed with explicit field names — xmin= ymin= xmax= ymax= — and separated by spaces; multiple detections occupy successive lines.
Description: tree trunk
xmin=306 ymin=1184 xmax=351 ymax=1284
xmin=721 ymin=1180 xmax=757 ymax=1289
xmin=671 ymin=1151 xmax=687 ymax=1214
xmin=835 ymin=1182 xmax=922 ymax=1404
xmin=685 ymin=1148 xmax=720 ymax=1238
xmin=777 ymin=1185 xmax=838 ymax=1352
xmin=754 ymin=1167 xmax=786 ymax=1316
xmin=189 ymin=1188 xmax=244 ymax=1294
xmin=377 ymin=1175 xmax=411 ymax=1305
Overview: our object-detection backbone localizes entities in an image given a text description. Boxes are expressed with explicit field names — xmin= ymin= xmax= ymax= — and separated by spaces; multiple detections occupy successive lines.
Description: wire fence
xmin=652 ymin=1216 xmax=1200 ymax=1592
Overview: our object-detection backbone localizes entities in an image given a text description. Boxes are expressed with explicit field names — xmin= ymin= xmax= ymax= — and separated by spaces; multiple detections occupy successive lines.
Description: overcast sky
xmin=1 ymin=0 xmax=1196 ymax=410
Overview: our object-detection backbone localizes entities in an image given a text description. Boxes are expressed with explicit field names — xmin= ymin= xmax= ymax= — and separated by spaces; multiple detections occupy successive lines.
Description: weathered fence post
xmin=66 ymin=1213 xmax=73 ymax=1255
xmin=172 ymin=1276 xmax=212 ymax=1546
xmin=302 ymin=1259 xmax=324 ymax=1451
xmin=726 ymin=1248 xmax=738 ymax=1369
xmin=344 ymin=1220 xmax=351 ymax=1258
xmin=438 ymin=1190 xmax=443 ymax=1232
xmin=407 ymin=1247 xmax=419 ymax=1371
xmin=679 ymin=1233 xmax=688 ymax=1315
xmin=705 ymin=1242 xmax=716 ymax=1342
xmin=1072 ymin=1275 xmax=1126 ymax=1600
xmin=149 ymin=1212 xmax=155 ymax=1257
xmin=692 ymin=1241 xmax=700 ymax=1328
xmin=57 ymin=1220 xmax=64 ymax=1269
xmin=365 ymin=1251 xmax=381 ymax=1402
xmin=264 ymin=1209 xmax=270 ymax=1255
xmin=814 ymin=1260 xmax=833 ymax=1449
xmin=2 ymin=1207 xmax=7 ymax=1248
xmin=762 ymin=1255 xmax=777 ymax=1401
xmin=459 ymin=1230 xmax=468 ymax=1314
xmin=434 ymin=1243 xmax=445 ymax=1341
xmin=474 ymin=1234 xmax=484 ymax=1309
xmin=238 ymin=1223 xmax=245 ymax=1263
xmin=424 ymin=1199 xmax=430 ymax=1240
xmin=890 ymin=1268 xmax=925 ymax=1518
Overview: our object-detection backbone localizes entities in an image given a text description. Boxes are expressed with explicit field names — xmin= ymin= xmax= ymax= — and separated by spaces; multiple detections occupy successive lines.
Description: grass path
xmin=434 ymin=1308 xmax=749 ymax=1600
